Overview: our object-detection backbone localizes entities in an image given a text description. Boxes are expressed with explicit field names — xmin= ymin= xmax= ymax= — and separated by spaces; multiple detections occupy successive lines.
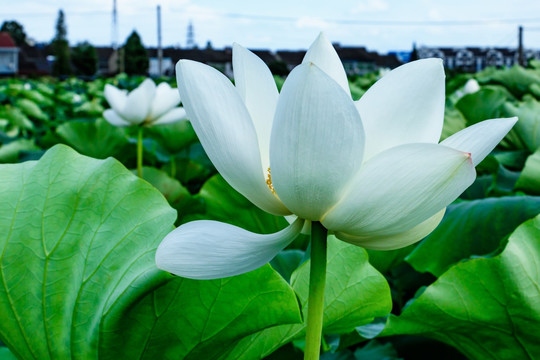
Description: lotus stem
xmin=137 ymin=126 xmax=143 ymax=178
xmin=304 ymin=221 xmax=328 ymax=360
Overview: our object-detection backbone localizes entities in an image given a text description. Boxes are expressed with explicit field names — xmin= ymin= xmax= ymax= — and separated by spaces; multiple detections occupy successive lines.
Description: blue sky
xmin=3 ymin=0 xmax=540 ymax=53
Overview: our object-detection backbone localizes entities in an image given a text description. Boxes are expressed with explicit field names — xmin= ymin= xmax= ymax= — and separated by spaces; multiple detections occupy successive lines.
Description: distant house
xmin=13 ymin=41 xmax=402 ymax=78
xmin=0 ymin=32 xmax=19 ymax=75
xmin=147 ymin=47 xmax=233 ymax=77
xmin=95 ymin=47 xmax=118 ymax=75
xmin=417 ymin=46 xmax=540 ymax=72
xmin=149 ymin=57 xmax=174 ymax=77
xmin=18 ymin=43 xmax=51 ymax=75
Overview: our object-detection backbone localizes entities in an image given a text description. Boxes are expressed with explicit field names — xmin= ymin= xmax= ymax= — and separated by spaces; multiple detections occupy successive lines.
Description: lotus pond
xmin=0 ymin=58 xmax=539 ymax=359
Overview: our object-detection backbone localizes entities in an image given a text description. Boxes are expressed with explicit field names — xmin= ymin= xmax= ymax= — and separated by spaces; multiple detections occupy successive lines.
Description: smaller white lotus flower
xmin=103 ymin=79 xmax=187 ymax=127
xmin=454 ymin=78 xmax=481 ymax=100
xmin=463 ymin=78 xmax=480 ymax=94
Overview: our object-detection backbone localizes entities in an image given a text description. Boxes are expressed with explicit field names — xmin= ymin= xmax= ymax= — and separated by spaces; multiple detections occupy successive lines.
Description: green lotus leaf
xmin=222 ymin=237 xmax=392 ymax=360
xmin=184 ymin=174 xmax=288 ymax=234
xmin=406 ymin=196 xmax=540 ymax=277
xmin=56 ymin=118 xmax=130 ymax=159
xmin=0 ymin=139 xmax=40 ymax=163
xmin=15 ymin=98 xmax=49 ymax=122
xmin=515 ymin=150 xmax=540 ymax=195
xmin=0 ymin=145 xmax=301 ymax=359
xmin=383 ymin=214 xmax=540 ymax=360
xmin=502 ymin=96 xmax=540 ymax=152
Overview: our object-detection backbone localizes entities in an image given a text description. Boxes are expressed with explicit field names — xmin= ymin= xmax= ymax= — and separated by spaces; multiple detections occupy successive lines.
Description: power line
xmin=218 ymin=13 xmax=540 ymax=26
xmin=5 ymin=9 xmax=540 ymax=27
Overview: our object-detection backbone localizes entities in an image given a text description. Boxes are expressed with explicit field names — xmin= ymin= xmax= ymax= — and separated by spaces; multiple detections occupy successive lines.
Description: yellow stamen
xmin=266 ymin=167 xmax=275 ymax=194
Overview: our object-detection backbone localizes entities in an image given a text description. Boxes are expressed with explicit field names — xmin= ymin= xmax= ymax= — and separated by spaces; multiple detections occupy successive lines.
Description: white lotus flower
xmin=156 ymin=33 xmax=517 ymax=280
xmin=103 ymin=79 xmax=187 ymax=127
xmin=463 ymin=78 xmax=480 ymax=94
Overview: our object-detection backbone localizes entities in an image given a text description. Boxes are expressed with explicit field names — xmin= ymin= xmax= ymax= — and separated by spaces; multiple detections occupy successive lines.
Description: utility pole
xmin=157 ymin=5 xmax=163 ymax=76
xmin=187 ymin=21 xmax=195 ymax=49
xmin=518 ymin=25 xmax=524 ymax=66
xmin=112 ymin=0 xmax=119 ymax=74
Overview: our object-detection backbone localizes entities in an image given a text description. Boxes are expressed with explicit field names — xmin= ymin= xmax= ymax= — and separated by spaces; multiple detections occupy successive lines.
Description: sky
xmin=3 ymin=0 xmax=540 ymax=53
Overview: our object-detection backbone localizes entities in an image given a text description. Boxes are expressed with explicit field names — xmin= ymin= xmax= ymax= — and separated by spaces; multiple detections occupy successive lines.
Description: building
xmin=0 ymin=32 xmax=19 ymax=75
xmin=145 ymin=43 xmax=401 ymax=78
xmin=417 ymin=46 xmax=540 ymax=72
xmin=12 ymin=41 xmax=401 ymax=78
xmin=17 ymin=43 xmax=51 ymax=75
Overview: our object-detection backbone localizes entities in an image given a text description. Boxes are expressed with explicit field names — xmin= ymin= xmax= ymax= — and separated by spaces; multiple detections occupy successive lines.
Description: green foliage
xmin=0 ymin=65 xmax=539 ymax=358
xmin=123 ymin=31 xmax=148 ymax=75
xmin=184 ymin=174 xmax=288 ymax=233
xmin=138 ymin=166 xmax=204 ymax=217
xmin=0 ymin=139 xmax=39 ymax=163
xmin=0 ymin=145 xmax=301 ymax=359
xmin=515 ymin=150 xmax=540 ymax=195
xmin=223 ymin=237 xmax=392 ymax=359
xmin=55 ymin=118 xmax=130 ymax=159
xmin=71 ymin=41 xmax=98 ymax=76
xmin=0 ymin=20 xmax=26 ymax=46
xmin=455 ymin=87 xmax=507 ymax=125
xmin=406 ymin=196 xmax=540 ymax=276
xmin=502 ymin=96 xmax=540 ymax=152
xmin=15 ymin=98 xmax=49 ymax=121
xmin=382 ymin=215 xmax=540 ymax=360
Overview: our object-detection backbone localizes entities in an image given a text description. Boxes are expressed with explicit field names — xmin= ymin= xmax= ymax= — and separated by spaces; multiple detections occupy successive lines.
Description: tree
xmin=0 ymin=20 xmax=26 ymax=46
xmin=123 ymin=31 xmax=148 ymax=75
xmin=71 ymin=41 xmax=98 ymax=76
xmin=409 ymin=42 xmax=419 ymax=62
xmin=52 ymin=9 xmax=72 ymax=76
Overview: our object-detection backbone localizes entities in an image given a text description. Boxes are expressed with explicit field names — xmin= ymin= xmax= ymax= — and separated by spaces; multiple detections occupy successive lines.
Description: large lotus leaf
xmin=313 ymin=340 xmax=401 ymax=360
xmin=468 ymin=154 xmax=524 ymax=198
xmin=0 ymin=139 xmax=40 ymax=163
xmin=162 ymin=143 xmax=215 ymax=189
xmin=138 ymin=166 xmax=204 ymax=219
xmin=222 ymin=237 xmax=392 ymax=360
xmin=0 ymin=145 xmax=176 ymax=359
xmin=20 ymin=89 xmax=54 ymax=108
xmin=145 ymin=120 xmax=198 ymax=155
xmin=502 ymin=97 xmax=540 ymax=152
xmin=515 ymin=150 xmax=540 ymax=195
xmin=366 ymin=245 xmax=416 ymax=274
xmin=455 ymin=87 xmax=507 ymax=125
xmin=406 ymin=196 xmax=540 ymax=277
xmin=0 ymin=347 xmax=17 ymax=360
xmin=184 ymin=174 xmax=288 ymax=234
xmin=440 ymin=100 xmax=466 ymax=141
xmin=15 ymin=98 xmax=49 ymax=122
xmin=101 ymin=264 xmax=302 ymax=360
xmin=0 ymin=145 xmax=301 ymax=359
xmin=73 ymin=99 xmax=105 ymax=117
xmin=270 ymin=249 xmax=305 ymax=283
xmin=35 ymin=83 xmax=54 ymax=97
xmin=487 ymin=65 xmax=540 ymax=98
xmin=492 ymin=150 xmax=529 ymax=171
xmin=382 ymin=214 xmax=540 ymax=360
xmin=446 ymin=73 xmax=471 ymax=95
xmin=2 ymin=105 xmax=34 ymax=133
xmin=56 ymin=118 xmax=130 ymax=159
